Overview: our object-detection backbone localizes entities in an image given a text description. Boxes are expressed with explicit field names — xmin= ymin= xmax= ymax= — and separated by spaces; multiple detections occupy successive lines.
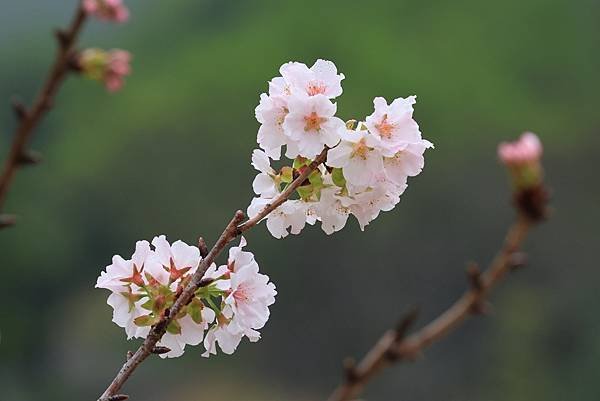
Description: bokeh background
xmin=1 ymin=0 xmax=599 ymax=400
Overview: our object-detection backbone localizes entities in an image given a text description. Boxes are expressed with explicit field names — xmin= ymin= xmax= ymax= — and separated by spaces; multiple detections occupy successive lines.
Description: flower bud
xmin=498 ymin=132 xmax=548 ymax=221
xmin=83 ymin=0 xmax=129 ymax=23
xmin=498 ymin=132 xmax=543 ymax=190
xmin=78 ymin=49 xmax=131 ymax=92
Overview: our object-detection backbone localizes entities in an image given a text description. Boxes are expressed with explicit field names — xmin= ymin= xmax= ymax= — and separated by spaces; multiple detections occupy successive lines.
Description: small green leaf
xmin=308 ymin=170 xmax=323 ymax=188
xmin=293 ymin=157 xmax=309 ymax=169
xmin=133 ymin=314 xmax=157 ymax=327
xmin=296 ymin=184 xmax=313 ymax=200
xmin=332 ymin=168 xmax=346 ymax=187
xmin=167 ymin=320 xmax=182 ymax=335
xmin=280 ymin=166 xmax=293 ymax=183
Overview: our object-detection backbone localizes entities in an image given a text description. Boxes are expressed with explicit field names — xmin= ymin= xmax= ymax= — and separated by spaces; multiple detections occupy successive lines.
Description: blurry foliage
xmin=0 ymin=0 xmax=599 ymax=400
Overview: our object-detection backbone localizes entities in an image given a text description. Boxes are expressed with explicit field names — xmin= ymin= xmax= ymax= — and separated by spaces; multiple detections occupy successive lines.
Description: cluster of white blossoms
xmin=249 ymin=59 xmax=433 ymax=238
xmin=96 ymin=236 xmax=276 ymax=358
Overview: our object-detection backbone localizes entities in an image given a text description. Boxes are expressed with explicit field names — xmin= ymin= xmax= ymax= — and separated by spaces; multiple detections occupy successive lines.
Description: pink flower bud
xmin=497 ymin=132 xmax=543 ymax=166
xmin=79 ymin=48 xmax=132 ymax=93
xmin=83 ymin=0 xmax=129 ymax=23
xmin=498 ymin=132 xmax=545 ymax=195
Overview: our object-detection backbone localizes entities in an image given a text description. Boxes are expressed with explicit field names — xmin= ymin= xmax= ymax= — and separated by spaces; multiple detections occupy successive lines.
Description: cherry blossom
xmin=251 ymin=149 xmax=279 ymax=197
xmin=365 ymin=96 xmax=422 ymax=156
xmin=326 ymin=127 xmax=385 ymax=187
xmin=498 ymin=132 xmax=542 ymax=166
xmin=280 ymin=59 xmax=345 ymax=99
xmin=83 ymin=0 xmax=129 ymax=23
xmin=283 ymin=94 xmax=344 ymax=158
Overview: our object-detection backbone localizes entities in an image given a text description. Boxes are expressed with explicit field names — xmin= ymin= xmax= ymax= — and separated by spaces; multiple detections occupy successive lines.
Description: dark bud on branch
xmin=54 ymin=28 xmax=69 ymax=48
xmin=198 ymin=237 xmax=209 ymax=258
xmin=0 ymin=214 xmax=17 ymax=228
xmin=11 ymin=98 xmax=27 ymax=121
xmin=198 ymin=277 xmax=214 ymax=287
xmin=17 ymin=150 xmax=42 ymax=166
xmin=342 ymin=357 xmax=358 ymax=383
xmin=151 ymin=346 xmax=171 ymax=355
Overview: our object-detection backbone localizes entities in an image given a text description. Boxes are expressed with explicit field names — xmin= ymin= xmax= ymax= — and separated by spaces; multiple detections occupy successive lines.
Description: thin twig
xmin=98 ymin=147 xmax=329 ymax=400
xmin=0 ymin=4 xmax=87 ymax=227
xmin=326 ymin=216 xmax=533 ymax=401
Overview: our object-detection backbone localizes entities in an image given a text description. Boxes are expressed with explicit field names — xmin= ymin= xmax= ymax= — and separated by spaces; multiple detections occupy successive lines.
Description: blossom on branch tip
xmin=78 ymin=49 xmax=131 ymax=92
xmin=83 ymin=0 xmax=129 ymax=23
xmin=498 ymin=132 xmax=542 ymax=166
xmin=249 ymin=60 xmax=433 ymax=237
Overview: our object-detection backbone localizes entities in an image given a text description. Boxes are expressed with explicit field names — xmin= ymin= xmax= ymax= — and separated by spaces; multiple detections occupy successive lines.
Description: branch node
xmin=11 ymin=98 xmax=28 ymax=120
xmin=17 ymin=150 xmax=42 ymax=166
xmin=54 ymin=28 xmax=69 ymax=48
xmin=197 ymin=237 xmax=209 ymax=258
xmin=508 ymin=251 xmax=528 ymax=271
xmin=0 ymin=214 xmax=17 ymax=228
xmin=151 ymin=346 xmax=171 ymax=355
xmin=342 ymin=357 xmax=359 ymax=383
xmin=126 ymin=351 xmax=134 ymax=360
xmin=466 ymin=262 xmax=483 ymax=291
xmin=199 ymin=277 xmax=214 ymax=287
xmin=393 ymin=306 xmax=419 ymax=341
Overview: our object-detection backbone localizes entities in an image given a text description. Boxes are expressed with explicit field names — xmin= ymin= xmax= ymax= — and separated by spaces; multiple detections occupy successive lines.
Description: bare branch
xmin=326 ymin=216 xmax=534 ymax=401
xmin=0 ymin=5 xmax=87 ymax=227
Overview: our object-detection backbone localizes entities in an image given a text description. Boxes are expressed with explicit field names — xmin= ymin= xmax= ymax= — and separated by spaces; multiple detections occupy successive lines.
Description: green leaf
xmin=293 ymin=157 xmax=309 ymax=169
xmin=133 ymin=314 xmax=158 ymax=327
xmin=280 ymin=166 xmax=293 ymax=183
xmin=167 ymin=320 xmax=182 ymax=335
xmin=308 ymin=170 xmax=323 ymax=188
xmin=332 ymin=168 xmax=346 ymax=187
xmin=296 ymin=184 xmax=313 ymax=200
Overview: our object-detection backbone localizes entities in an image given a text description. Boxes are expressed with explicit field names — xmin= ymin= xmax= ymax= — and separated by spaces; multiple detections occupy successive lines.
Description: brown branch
xmin=327 ymin=215 xmax=534 ymax=401
xmin=0 ymin=4 xmax=87 ymax=227
xmin=98 ymin=147 xmax=329 ymax=400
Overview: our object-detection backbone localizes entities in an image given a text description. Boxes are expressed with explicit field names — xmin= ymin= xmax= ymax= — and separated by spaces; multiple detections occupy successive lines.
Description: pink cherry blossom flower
xmin=383 ymin=139 xmax=434 ymax=185
xmin=223 ymin=238 xmax=276 ymax=330
xmin=365 ymin=96 xmax=422 ymax=156
xmin=280 ymin=59 xmax=345 ymax=99
xmin=283 ymin=94 xmax=344 ymax=159
xmin=151 ymin=235 xmax=201 ymax=283
xmin=326 ymin=128 xmax=385 ymax=187
xmin=497 ymin=132 xmax=543 ymax=166
xmin=255 ymin=94 xmax=290 ymax=160
xmin=251 ymin=149 xmax=279 ymax=197
xmin=104 ymin=50 xmax=131 ymax=92
xmin=248 ymin=198 xmax=308 ymax=239
xmin=83 ymin=0 xmax=129 ymax=23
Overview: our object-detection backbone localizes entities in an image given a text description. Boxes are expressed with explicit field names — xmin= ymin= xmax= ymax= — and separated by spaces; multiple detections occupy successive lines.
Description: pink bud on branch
xmin=498 ymin=132 xmax=548 ymax=221
xmin=78 ymin=49 xmax=132 ymax=92
xmin=83 ymin=0 xmax=129 ymax=23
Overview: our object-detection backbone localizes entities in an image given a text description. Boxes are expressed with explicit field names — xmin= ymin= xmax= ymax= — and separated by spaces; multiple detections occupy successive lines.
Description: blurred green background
xmin=1 ymin=0 xmax=599 ymax=400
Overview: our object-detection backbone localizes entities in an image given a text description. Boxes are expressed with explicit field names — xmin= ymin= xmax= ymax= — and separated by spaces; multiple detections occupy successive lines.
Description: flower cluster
xmin=83 ymin=0 xmax=129 ymax=23
xmin=96 ymin=236 xmax=276 ymax=358
xmin=78 ymin=48 xmax=131 ymax=92
xmin=249 ymin=59 xmax=433 ymax=238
